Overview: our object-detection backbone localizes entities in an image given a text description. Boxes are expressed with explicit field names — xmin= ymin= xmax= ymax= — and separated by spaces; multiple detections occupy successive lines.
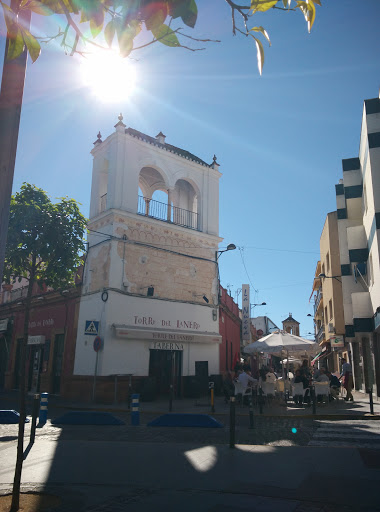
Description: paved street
xmin=309 ymin=419 xmax=380 ymax=449
xmin=2 ymin=393 xmax=380 ymax=510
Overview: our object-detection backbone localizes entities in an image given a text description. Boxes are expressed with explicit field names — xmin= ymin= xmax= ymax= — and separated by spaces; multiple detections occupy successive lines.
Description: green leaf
xmin=22 ymin=27 xmax=41 ymax=62
xmin=7 ymin=28 xmax=25 ymax=60
xmin=104 ymin=20 xmax=116 ymax=47
xmin=117 ymin=27 xmax=134 ymax=57
xmin=250 ymin=1 xmax=278 ymax=13
xmin=181 ymin=0 xmax=197 ymax=28
xmin=250 ymin=26 xmax=271 ymax=46
xmin=296 ymin=0 xmax=316 ymax=32
xmin=282 ymin=0 xmax=290 ymax=7
xmin=313 ymin=0 xmax=322 ymax=5
xmin=151 ymin=24 xmax=180 ymax=47
xmin=252 ymin=35 xmax=264 ymax=75
xmin=24 ymin=1 xmax=54 ymax=15
xmin=90 ymin=9 xmax=105 ymax=38
xmin=1 ymin=2 xmax=17 ymax=35
xmin=145 ymin=7 xmax=167 ymax=32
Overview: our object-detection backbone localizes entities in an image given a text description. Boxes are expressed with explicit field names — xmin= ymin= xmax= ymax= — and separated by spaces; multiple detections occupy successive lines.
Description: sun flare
xmin=80 ymin=51 xmax=136 ymax=103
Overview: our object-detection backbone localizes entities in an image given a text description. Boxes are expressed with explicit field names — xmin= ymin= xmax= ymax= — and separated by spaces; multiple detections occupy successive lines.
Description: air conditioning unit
xmin=328 ymin=323 xmax=335 ymax=333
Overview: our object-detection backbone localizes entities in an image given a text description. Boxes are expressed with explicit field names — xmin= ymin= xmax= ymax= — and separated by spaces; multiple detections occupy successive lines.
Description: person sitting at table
xmin=265 ymin=367 xmax=277 ymax=383
xmin=300 ymin=359 xmax=312 ymax=380
xmin=237 ymin=368 xmax=258 ymax=405
xmin=326 ymin=371 xmax=341 ymax=400
xmin=315 ymin=367 xmax=330 ymax=383
xmin=293 ymin=369 xmax=309 ymax=405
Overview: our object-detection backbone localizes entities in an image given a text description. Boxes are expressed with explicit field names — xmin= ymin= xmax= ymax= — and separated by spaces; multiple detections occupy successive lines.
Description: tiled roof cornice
xmin=125 ymin=127 xmax=211 ymax=168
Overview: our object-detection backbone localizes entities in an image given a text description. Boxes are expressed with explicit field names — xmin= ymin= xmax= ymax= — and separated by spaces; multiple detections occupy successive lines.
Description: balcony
xmin=316 ymin=325 xmax=325 ymax=344
xmin=138 ymin=196 xmax=199 ymax=231
xmin=314 ymin=289 xmax=323 ymax=315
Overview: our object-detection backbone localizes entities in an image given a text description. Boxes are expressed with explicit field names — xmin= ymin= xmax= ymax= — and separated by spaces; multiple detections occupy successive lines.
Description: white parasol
xmin=244 ymin=330 xmax=318 ymax=357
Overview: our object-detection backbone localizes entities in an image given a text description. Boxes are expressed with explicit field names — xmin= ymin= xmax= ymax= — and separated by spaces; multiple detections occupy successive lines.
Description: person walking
xmin=340 ymin=357 xmax=354 ymax=401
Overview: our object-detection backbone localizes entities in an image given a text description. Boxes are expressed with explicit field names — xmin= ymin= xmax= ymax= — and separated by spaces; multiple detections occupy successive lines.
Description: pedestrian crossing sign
xmin=85 ymin=320 xmax=99 ymax=336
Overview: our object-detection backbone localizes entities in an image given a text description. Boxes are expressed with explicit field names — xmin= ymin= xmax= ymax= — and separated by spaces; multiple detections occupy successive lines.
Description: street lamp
xmin=318 ymin=273 xmax=342 ymax=283
xmin=215 ymin=243 xmax=236 ymax=304
xmin=250 ymin=302 xmax=266 ymax=316
xmin=216 ymin=243 xmax=236 ymax=261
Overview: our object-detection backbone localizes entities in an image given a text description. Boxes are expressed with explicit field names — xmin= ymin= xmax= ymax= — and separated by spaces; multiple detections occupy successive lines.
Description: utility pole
xmin=0 ymin=1 xmax=31 ymax=285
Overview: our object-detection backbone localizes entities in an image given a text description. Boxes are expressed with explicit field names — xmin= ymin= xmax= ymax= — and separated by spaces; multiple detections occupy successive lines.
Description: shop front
xmin=5 ymin=295 xmax=80 ymax=395
xmin=72 ymin=291 xmax=222 ymax=403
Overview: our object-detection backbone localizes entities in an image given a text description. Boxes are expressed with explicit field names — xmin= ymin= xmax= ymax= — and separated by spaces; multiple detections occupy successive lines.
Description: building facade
xmin=311 ymin=212 xmax=346 ymax=372
xmin=69 ymin=116 xmax=224 ymax=402
xmin=218 ymin=286 xmax=241 ymax=375
xmin=334 ymin=91 xmax=380 ymax=395
xmin=0 ymin=279 xmax=81 ymax=395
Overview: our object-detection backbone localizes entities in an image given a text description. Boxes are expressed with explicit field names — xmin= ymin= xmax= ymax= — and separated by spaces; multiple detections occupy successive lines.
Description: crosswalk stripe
xmin=309 ymin=440 xmax=380 ymax=449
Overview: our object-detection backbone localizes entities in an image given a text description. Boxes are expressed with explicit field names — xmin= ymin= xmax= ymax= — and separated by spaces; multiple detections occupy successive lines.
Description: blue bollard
xmin=131 ymin=393 xmax=140 ymax=426
xmin=39 ymin=392 xmax=48 ymax=425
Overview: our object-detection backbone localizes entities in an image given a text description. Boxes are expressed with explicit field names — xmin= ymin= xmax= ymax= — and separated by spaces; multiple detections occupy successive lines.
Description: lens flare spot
xmin=291 ymin=427 xmax=297 ymax=434
xmin=80 ymin=51 xmax=136 ymax=103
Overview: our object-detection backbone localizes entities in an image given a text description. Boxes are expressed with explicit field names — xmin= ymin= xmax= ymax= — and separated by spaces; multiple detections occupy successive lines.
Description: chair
xmin=313 ymin=382 xmax=330 ymax=402
xmin=261 ymin=382 xmax=276 ymax=403
xmin=234 ymin=381 xmax=253 ymax=405
xmin=292 ymin=382 xmax=306 ymax=404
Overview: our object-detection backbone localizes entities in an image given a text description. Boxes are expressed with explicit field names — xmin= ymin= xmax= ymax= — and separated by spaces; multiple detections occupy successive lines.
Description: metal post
xmin=229 ymin=396 xmax=236 ymax=449
xmin=30 ymin=393 xmax=39 ymax=444
xmin=209 ymin=381 xmax=215 ymax=413
xmin=369 ymin=388 xmax=374 ymax=415
xmin=92 ymin=350 xmax=99 ymax=402
xmin=114 ymin=374 xmax=118 ymax=405
xmin=169 ymin=384 xmax=173 ymax=412
xmin=249 ymin=394 xmax=254 ymax=429
xmin=312 ymin=386 xmax=316 ymax=415
xmin=131 ymin=393 xmax=140 ymax=426
xmin=38 ymin=392 xmax=48 ymax=425
xmin=128 ymin=375 xmax=132 ymax=409
xmin=259 ymin=387 xmax=264 ymax=415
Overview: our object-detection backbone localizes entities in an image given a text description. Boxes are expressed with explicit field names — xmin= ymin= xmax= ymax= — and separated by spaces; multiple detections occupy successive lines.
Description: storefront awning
xmin=113 ymin=324 xmax=222 ymax=344
xmin=311 ymin=350 xmax=330 ymax=365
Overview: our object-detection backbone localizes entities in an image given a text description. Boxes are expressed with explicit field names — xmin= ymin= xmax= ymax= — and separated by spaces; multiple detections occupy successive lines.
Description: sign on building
xmin=28 ymin=335 xmax=46 ymax=345
xmin=242 ymin=284 xmax=250 ymax=342
xmin=330 ymin=336 xmax=344 ymax=348
xmin=0 ymin=318 xmax=8 ymax=332
xmin=85 ymin=320 xmax=99 ymax=335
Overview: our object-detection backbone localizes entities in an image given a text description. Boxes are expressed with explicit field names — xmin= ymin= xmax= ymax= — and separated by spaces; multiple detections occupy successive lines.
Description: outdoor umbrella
xmin=243 ymin=330 xmax=318 ymax=380
xmin=244 ymin=330 xmax=318 ymax=357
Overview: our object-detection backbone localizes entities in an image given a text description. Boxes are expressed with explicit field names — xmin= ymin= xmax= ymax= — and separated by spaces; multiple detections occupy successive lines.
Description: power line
xmin=238 ymin=247 xmax=258 ymax=293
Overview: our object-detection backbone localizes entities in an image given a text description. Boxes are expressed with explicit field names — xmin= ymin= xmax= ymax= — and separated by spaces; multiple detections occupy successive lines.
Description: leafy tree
xmin=3 ymin=183 xmax=87 ymax=512
xmin=1 ymin=0 xmax=321 ymax=71
xmin=0 ymin=0 xmax=322 ymax=295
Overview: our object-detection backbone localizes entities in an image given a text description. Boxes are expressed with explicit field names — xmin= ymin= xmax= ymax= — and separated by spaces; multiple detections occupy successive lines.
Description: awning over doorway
xmin=113 ymin=324 xmax=222 ymax=344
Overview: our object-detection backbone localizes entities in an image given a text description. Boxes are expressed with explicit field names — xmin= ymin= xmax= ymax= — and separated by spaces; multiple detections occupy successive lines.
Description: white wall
xmin=74 ymin=290 xmax=220 ymax=376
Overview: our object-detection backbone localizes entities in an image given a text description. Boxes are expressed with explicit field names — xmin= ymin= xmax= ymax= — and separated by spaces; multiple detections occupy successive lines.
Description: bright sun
xmin=80 ymin=51 xmax=136 ymax=103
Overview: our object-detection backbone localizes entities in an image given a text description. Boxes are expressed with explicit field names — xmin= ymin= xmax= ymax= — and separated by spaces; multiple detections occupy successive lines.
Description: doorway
xmin=0 ymin=335 xmax=9 ymax=389
xmin=149 ymin=349 xmax=182 ymax=396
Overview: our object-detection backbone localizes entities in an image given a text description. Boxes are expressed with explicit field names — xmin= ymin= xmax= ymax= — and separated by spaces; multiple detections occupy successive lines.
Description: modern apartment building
xmin=334 ymin=91 xmax=380 ymax=395
xmin=311 ymin=213 xmax=346 ymax=372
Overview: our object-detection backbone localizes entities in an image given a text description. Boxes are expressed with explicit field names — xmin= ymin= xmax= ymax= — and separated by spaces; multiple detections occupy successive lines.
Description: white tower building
xmin=70 ymin=115 xmax=223 ymax=401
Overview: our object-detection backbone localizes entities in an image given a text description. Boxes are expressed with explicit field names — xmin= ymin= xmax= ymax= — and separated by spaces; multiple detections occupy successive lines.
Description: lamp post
xmin=317 ymin=273 xmax=342 ymax=283
xmin=250 ymin=302 xmax=266 ymax=317
xmin=216 ymin=243 xmax=237 ymax=261
xmin=215 ymin=243 xmax=236 ymax=312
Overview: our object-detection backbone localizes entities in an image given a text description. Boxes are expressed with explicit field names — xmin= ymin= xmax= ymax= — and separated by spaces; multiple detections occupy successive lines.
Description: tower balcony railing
xmin=137 ymin=196 xmax=199 ymax=231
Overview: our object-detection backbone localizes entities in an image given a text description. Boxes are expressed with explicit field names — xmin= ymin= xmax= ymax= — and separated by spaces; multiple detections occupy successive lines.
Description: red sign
xmin=93 ymin=336 xmax=102 ymax=352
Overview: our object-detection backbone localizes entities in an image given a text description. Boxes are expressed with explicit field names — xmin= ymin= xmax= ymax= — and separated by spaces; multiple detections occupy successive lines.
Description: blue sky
xmin=1 ymin=0 xmax=379 ymax=337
